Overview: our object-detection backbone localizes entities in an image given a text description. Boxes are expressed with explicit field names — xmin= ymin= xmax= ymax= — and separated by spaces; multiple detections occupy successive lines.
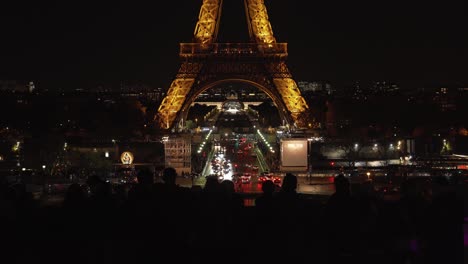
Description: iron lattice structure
xmin=157 ymin=0 xmax=309 ymax=130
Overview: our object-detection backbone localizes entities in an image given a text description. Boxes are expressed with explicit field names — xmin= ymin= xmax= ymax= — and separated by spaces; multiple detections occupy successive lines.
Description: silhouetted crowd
xmin=0 ymin=168 xmax=465 ymax=264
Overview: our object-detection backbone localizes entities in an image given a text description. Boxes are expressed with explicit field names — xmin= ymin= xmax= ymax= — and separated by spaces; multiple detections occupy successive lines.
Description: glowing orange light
xmin=120 ymin=152 xmax=134 ymax=165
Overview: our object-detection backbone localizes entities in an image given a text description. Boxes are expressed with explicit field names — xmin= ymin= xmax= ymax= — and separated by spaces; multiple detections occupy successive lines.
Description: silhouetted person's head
xmin=191 ymin=185 xmax=203 ymax=193
xmin=137 ymin=168 xmax=154 ymax=186
xmin=94 ymin=182 xmax=112 ymax=199
xmin=221 ymin=180 xmax=236 ymax=194
xmin=86 ymin=175 xmax=104 ymax=196
xmin=334 ymin=174 xmax=350 ymax=194
xmin=113 ymin=184 xmax=127 ymax=198
xmin=204 ymin=175 xmax=221 ymax=192
xmin=400 ymin=178 xmax=429 ymax=199
xmin=359 ymin=180 xmax=375 ymax=196
xmin=281 ymin=173 xmax=297 ymax=193
xmin=5 ymin=186 xmax=17 ymax=201
xmin=431 ymin=175 xmax=451 ymax=198
xmin=162 ymin=167 xmax=177 ymax=185
xmin=10 ymin=183 xmax=27 ymax=199
xmin=262 ymin=180 xmax=275 ymax=195
xmin=64 ymin=183 xmax=86 ymax=206
xmin=433 ymin=175 xmax=449 ymax=186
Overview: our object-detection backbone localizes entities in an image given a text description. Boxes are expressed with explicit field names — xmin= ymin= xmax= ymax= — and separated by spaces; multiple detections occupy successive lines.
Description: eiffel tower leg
xmin=266 ymin=62 xmax=309 ymax=128
xmin=156 ymin=63 xmax=202 ymax=129
xmin=273 ymin=77 xmax=308 ymax=126
xmin=157 ymin=78 xmax=195 ymax=129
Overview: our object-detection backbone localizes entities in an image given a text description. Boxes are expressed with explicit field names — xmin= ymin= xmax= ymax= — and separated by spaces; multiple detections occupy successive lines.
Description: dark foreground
xmin=1 ymin=173 xmax=466 ymax=264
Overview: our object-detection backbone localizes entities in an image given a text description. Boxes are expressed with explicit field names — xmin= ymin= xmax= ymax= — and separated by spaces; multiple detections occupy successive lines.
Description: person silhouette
xmin=162 ymin=167 xmax=177 ymax=186
xmin=272 ymin=173 xmax=306 ymax=262
xmin=255 ymin=180 xmax=275 ymax=210
xmin=253 ymin=180 xmax=277 ymax=261
xmin=154 ymin=167 xmax=192 ymax=259
xmin=220 ymin=179 xmax=244 ymax=210
xmin=323 ymin=174 xmax=358 ymax=263
xmin=274 ymin=173 xmax=303 ymax=214
xmin=128 ymin=168 xmax=154 ymax=203
xmin=63 ymin=183 xmax=87 ymax=210
xmin=422 ymin=176 xmax=464 ymax=264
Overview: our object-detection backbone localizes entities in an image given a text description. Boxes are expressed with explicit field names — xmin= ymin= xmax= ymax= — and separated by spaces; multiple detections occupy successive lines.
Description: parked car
xmin=241 ymin=176 xmax=251 ymax=184
xmin=257 ymin=176 xmax=267 ymax=183
xmin=272 ymin=177 xmax=281 ymax=185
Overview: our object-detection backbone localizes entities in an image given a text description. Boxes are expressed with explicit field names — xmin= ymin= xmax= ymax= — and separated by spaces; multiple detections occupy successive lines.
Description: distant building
xmin=433 ymin=87 xmax=457 ymax=112
xmin=349 ymin=81 xmax=366 ymax=100
xmin=0 ymin=80 xmax=29 ymax=93
xmin=119 ymin=82 xmax=165 ymax=101
xmin=163 ymin=134 xmax=192 ymax=175
xmin=196 ymin=84 xmax=267 ymax=101
xmin=372 ymin=81 xmax=400 ymax=94
xmin=297 ymin=81 xmax=334 ymax=95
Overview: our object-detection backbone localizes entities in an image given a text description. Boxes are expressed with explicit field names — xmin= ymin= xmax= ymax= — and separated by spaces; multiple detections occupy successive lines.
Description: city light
xmin=12 ymin=142 xmax=20 ymax=152
xmin=120 ymin=152 xmax=134 ymax=165
xmin=257 ymin=129 xmax=275 ymax=153
xmin=197 ymin=129 xmax=213 ymax=154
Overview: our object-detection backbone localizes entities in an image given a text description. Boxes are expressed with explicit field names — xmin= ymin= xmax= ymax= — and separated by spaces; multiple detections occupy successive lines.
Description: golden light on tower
xmin=245 ymin=0 xmax=276 ymax=44
xmin=194 ymin=0 xmax=222 ymax=44
xmin=156 ymin=0 xmax=309 ymax=130
xmin=157 ymin=79 xmax=195 ymax=129
xmin=273 ymin=78 xmax=309 ymax=121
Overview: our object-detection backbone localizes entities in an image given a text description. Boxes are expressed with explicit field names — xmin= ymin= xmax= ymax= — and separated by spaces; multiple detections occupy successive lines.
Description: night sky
xmin=0 ymin=0 xmax=466 ymax=90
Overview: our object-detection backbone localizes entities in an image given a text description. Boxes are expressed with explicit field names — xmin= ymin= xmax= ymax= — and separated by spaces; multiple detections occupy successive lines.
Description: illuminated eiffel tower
xmin=156 ymin=0 xmax=309 ymax=130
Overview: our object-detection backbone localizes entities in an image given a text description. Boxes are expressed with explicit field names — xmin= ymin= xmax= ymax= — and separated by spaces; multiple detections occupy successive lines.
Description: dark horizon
xmin=0 ymin=0 xmax=466 ymax=90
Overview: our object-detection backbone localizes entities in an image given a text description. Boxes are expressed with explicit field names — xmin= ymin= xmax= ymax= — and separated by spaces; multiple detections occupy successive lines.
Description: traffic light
xmin=330 ymin=161 xmax=335 ymax=166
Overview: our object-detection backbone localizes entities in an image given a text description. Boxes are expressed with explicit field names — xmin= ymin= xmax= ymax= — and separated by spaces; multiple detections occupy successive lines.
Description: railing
xmin=180 ymin=43 xmax=288 ymax=57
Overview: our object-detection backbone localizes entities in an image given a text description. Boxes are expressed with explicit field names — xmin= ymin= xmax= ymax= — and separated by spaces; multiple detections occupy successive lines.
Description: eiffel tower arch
xmin=156 ymin=0 xmax=309 ymax=130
